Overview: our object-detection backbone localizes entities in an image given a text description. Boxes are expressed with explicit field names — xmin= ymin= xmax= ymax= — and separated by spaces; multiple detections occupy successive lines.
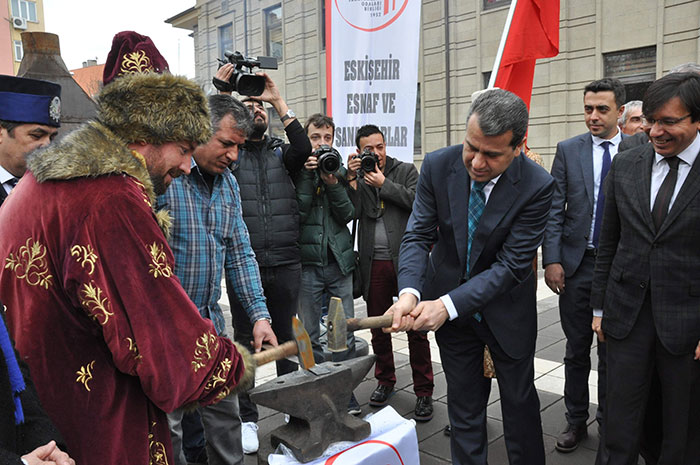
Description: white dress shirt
xmin=587 ymin=131 xmax=622 ymax=249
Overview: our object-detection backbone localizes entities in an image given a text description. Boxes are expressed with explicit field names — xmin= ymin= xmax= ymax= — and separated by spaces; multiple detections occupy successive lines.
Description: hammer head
xmin=326 ymin=297 xmax=347 ymax=353
xmin=292 ymin=316 xmax=315 ymax=370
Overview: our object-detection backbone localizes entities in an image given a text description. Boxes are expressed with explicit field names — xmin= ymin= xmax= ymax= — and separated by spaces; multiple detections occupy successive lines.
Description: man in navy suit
xmin=388 ymin=89 xmax=553 ymax=465
xmin=542 ymin=78 xmax=626 ymax=453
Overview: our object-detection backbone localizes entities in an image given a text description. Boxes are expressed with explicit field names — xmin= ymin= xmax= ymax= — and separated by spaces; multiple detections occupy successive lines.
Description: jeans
xmin=298 ymin=262 xmax=356 ymax=362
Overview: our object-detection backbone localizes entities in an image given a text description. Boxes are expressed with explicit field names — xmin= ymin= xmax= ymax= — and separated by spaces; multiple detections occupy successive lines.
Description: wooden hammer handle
xmin=346 ymin=314 xmax=394 ymax=331
xmin=252 ymin=340 xmax=298 ymax=366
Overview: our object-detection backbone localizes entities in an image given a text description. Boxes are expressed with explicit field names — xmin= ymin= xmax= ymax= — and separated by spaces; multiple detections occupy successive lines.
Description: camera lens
xmin=236 ymin=74 xmax=266 ymax=96
xmin=319 ymin=154 xmax=341 ymax=174
xmin=361 ymin=156 xmax=376 ymax=172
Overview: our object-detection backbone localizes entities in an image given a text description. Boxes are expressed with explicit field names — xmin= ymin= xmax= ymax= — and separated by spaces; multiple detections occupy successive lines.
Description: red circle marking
xmin=334 ymin=0 xmax=410 ymax=32
xmin=324 ymin=439 xmax=405 ymax=464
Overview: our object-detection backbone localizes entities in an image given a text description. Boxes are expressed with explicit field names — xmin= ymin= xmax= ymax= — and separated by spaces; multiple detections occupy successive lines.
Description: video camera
xmin=213 ymin=51 xmax=278 ymax=96
xmin=354 ymin=148 xmax=380 ymax=173
xmin=313 ymin=145 xmax=342 ymax=175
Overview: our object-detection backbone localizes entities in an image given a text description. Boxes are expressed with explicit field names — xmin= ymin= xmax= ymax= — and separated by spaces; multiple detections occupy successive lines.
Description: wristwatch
xmin=280 ymin=109 xmax=295 ymax=123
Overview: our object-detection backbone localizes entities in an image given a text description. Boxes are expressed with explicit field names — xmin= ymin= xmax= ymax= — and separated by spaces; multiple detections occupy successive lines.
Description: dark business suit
xmin=590 ymin=141 xmax=700 ymax=464
xmin=542 ymin=132 xmax=624 ymax=429
xmin=399 ymin=145 xmax=553 ymax=465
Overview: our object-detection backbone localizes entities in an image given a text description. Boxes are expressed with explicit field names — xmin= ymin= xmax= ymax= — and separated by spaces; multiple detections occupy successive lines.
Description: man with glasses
xmin=590 ymin=72 xmax=700 ymax=464
xmin=543 ymin=77 xmax=626 ymax=454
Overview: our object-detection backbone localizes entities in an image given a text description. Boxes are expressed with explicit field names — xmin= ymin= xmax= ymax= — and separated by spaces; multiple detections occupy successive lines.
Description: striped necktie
xmin=467 ymin=181 xmax=487 ymax=276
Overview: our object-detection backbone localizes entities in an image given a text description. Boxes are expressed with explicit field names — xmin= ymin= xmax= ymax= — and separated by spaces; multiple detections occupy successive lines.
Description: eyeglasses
xmin=642 ymin=114 xmax=691 ymax=128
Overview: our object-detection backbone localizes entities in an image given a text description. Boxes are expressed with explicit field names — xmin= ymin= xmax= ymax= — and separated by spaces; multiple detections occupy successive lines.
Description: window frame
xmin=264 ymin=4 xmax=283 ymax=60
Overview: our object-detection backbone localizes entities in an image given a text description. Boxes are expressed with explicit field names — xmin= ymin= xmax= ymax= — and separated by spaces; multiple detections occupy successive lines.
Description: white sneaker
xmin=242 ymin=421 xmax=259 ymax=454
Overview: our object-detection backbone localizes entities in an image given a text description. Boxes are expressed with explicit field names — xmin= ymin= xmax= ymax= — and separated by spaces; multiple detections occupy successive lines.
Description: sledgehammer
xmin=253 ymin=316 xmax=316 ymax=370
xmin=326 ymin=296 xmax=495 ymax=378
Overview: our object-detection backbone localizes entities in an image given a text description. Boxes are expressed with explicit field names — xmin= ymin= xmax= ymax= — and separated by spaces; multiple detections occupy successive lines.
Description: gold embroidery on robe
xmin=205 ymin=358 xmax=232 ymax=392
xmin=5 ymin=238 xmax=53 ymax=289
xmin=76 ymin=360 xmax=95 ymax=392
xmin=121 ymin=50 xmax=154 ymax=76
xmin=130 ymin=177 xmax=152 ymax=207
xmin=147 ymin=242 xmax=173 ymax=279
xmin=148 ymin=423 xmax=169 ymax=465
xmin=71 ymin=244 xmax=98 ymax=275
xmin=192 ymin=332 xmax=219 ymax=372
xmin=125 ymin=337 xmax=143 ymax=364
xmin=215 ymin=387 xmax=231 ymax=402
xmin=79 ymin=282 xmax=114 ymax=325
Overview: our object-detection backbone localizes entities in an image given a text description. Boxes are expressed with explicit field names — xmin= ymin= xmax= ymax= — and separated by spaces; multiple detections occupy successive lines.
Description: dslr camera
xmin=213 ymin=51 xmax=278 ymax=96
xmin=354 ymin=148 xmax=380 ymax=173
xmin=313 ymin=145 xmax=342 ymax=175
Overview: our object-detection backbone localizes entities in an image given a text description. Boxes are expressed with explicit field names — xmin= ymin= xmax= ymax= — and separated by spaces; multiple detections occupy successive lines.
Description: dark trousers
xmin=231 ymin=263 xmax=301 ymax=423
xmin=437 ymin=318 xmax=544 ymax=465
xmin=559 ymin=255 xmax=607 ymax=426
xmin=604 ymin=295 xmax=700 ymax=465
xmin=366 ymin=259 xmax=433 ymax=396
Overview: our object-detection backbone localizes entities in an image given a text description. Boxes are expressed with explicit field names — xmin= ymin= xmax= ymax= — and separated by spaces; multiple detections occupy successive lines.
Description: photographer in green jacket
xmin=296 ymin=114 xmax=360 ymax=415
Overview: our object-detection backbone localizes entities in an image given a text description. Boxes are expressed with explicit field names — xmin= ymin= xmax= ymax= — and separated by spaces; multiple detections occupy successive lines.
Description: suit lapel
xmin=635 ymin=145 xmax=655 ymax=232
xmin=657 ymin=146 xmax=700 ymax=236
xmin=579 ymin=135 xmax=595 ymax=208
xmin=447 ymin=155 xmax=468 ymax=270
xmin=468 ymin=156 xmax=519 ymax=275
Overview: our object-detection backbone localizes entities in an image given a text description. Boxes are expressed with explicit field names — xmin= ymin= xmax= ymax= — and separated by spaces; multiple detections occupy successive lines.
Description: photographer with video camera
xmin=214 ymin=59 xmax=312 ymax=454
xmin=346 ymin=125 xmax=434 ymax=421
xmin=295 ymin=114 xmax=361 ymax=415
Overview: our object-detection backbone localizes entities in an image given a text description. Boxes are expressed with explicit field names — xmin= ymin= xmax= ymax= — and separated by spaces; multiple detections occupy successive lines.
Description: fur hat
xmin=103 ymin=31 xmax=169 ymax=85
xmin=96 ymin=72 xmax=211 ymax=146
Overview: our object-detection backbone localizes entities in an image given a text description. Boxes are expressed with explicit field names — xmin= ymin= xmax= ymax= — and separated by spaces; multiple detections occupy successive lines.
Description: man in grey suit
xmin=388 ymin=89 xmax=553 ymax=464
xmin=543 ymin=77 xmax=626 ymax=452
xmin=590 ymin=72 xmax=700 ymax=464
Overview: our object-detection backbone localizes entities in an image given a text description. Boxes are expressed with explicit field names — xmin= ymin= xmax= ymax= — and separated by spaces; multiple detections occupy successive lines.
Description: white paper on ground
xmin=268 ymin=406 xmax=419 ymax=465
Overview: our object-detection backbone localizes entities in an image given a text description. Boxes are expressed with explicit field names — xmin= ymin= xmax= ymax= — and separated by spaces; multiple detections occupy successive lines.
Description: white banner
xmin=327 ymin=0 xmax=422 ymax=164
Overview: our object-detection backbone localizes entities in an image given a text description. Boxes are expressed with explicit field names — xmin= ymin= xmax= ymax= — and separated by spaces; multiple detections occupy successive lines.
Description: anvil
xmin=249 ymin=354 xmax=376 ymax=464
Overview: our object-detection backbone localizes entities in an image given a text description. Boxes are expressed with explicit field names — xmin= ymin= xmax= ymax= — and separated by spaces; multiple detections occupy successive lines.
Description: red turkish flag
xmin=494 ymin=0 xmax=560 ymax=109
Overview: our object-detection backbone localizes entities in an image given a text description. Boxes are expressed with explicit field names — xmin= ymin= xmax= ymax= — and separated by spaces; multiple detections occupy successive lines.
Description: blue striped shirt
xmin=156 ymin=164 xmax=269 ymax=336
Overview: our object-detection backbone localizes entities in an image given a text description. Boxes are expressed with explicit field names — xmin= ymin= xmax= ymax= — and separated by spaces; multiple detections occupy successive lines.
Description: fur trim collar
xmin=27 ymin=121 xmax=171 ymax=235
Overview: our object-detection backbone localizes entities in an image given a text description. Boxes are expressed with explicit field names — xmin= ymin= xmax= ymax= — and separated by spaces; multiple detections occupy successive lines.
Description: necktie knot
xmin=472 ymin=181 xmax=488 ymax=193
xmin=600 ymin=141 xmax=611 ymax=150
xmin=666 ymin=156 xmax=680 ymax=170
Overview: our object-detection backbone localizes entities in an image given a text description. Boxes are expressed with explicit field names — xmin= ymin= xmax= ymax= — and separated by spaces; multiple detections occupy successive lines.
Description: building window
xmin=219 ymin=23 xmax=234 ymax=59
xmin=14 ymin=40 xmax=23 ymax=62
xmin=483 ymin=0 xmax=510 ymax=11
xmin=265 ymin=5 xmax=283 ymax=59
xmin=321 ymin=0 xmax=326 ymax=50
xmin=414 ymin=83 xmax=422 ymax=155
xmin=267 ymin=105 xmax=285 ymax=139
xmin=604 ymin=46 xmax=656 ymax=102
xmin=483 ymin=71 xmax=492 ymax=89
xmin=10 ymin=0 xmax=37 ymax=22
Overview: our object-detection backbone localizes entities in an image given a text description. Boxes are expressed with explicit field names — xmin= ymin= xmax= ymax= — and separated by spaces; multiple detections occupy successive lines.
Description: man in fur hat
xmin=0 ymin=72 xmax=256 ymax=465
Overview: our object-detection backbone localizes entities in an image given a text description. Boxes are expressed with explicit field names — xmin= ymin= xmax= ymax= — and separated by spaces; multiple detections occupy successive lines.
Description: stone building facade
xmin=167 ymin=0 xmax=700 ymax=168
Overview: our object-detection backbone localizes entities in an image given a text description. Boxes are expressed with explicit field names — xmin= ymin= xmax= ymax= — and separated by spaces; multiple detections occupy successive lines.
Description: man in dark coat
xmin=1 ymin=310 xmax=74 ymax=465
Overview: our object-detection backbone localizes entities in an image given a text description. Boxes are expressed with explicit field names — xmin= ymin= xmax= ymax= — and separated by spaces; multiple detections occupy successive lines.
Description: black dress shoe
xmin=369 ymin=384 xmax=394 ymax=406
xmin=414 ymin=396 xmax=433 ymax=421
xmin=444 ymin=424 xmax=451 ymax=436
xmin=556 ymin=423 xmax=588 ymax=453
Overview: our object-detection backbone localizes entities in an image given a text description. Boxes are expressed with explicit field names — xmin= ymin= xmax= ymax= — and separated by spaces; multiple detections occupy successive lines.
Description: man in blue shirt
xmin=158 ymin=94 xmax=277 ymax=465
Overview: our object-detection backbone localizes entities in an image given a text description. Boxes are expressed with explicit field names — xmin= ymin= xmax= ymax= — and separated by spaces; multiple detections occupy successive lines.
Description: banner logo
xmin=334 ymin=0 xmax=409 ymax=32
